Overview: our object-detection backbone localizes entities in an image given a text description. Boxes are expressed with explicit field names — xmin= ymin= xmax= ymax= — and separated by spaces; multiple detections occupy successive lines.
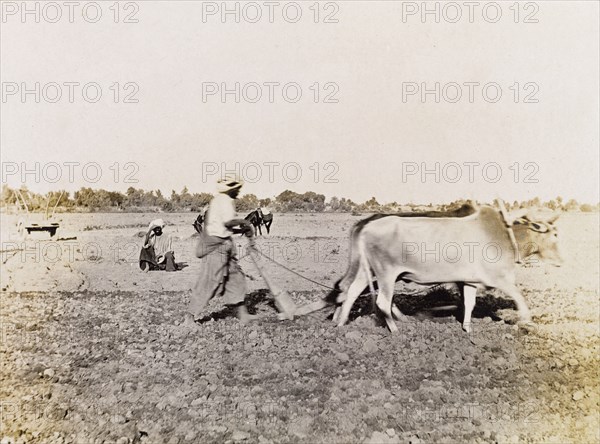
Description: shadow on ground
xmin=337 ymin=285 xmax=519 ymax=325
xmin=196 ymin=285 xmax=520 ymax=328
xmin=196 ymin=289 xmax=276 ymax=323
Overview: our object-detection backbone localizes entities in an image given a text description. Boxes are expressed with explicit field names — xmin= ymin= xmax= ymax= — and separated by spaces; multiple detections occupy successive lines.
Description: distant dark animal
xmin=261 ymin=210 xmax=273 ymax=234
xmin=193 ymin=212 xmax=205 ymax=234
xmin=245 ymin=208 xmax=273 ymax=236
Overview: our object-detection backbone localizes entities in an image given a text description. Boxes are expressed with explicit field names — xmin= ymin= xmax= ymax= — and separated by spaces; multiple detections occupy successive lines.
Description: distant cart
xmin=22 ymin=222 xmax=60 ymax=237
xmin=13 ymin=189 xmax=64 ymax=239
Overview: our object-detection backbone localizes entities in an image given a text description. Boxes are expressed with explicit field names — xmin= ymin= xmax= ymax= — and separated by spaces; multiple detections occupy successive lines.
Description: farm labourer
xmin=183 ymin=176 xmax=258 ymax=326
xmin=139 ymin=219 xmax=178 ymax=272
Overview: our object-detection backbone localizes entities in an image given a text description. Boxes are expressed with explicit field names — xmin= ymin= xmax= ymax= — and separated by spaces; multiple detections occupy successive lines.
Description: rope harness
xmin=248 ymin=246 xmax=335 ymax=290
xmin=244 ymin=242 xmax=446 ymax=299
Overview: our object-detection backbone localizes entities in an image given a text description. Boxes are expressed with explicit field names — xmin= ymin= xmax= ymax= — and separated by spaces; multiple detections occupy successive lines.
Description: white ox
xmin=331 ymin=205 xmax=562 ymax=333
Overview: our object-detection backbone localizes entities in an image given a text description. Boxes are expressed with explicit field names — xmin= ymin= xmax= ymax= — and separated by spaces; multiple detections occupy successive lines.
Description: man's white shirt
xmin=205 ymin=193 xmax=236 ymax=238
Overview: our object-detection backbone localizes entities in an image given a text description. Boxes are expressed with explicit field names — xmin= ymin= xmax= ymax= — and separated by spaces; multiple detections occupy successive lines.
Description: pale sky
xmin=1 ymin=1 xmax=598 ymax=204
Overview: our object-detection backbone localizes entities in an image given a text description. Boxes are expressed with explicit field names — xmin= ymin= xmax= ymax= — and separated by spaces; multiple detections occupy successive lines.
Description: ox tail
xmin=359 ymin=236 xmax=376 ymax=303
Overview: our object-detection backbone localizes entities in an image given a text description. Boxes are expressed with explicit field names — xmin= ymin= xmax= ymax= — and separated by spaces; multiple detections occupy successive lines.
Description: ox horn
xmin=545 ymin=212 xmax=561 ymax=224
xmin=496 ymin=199 xmax=528 ymax=226
xmin=508 ymin=208 xmax=529 ymax=225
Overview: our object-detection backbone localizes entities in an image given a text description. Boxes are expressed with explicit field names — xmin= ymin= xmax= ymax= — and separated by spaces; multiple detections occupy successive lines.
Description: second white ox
xmin=331 ymin=205 xmax=562 ymax=333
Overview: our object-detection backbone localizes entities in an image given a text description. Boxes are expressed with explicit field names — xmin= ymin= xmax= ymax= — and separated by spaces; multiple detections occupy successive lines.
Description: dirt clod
xmin=231 ymin=430 xmax=250 ymax=441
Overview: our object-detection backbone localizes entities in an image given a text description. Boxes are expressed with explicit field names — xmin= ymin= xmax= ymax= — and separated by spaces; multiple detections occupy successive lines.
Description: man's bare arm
xmin=143 ymin=229 xmax=155 ymax=248
xmin=224 ymin=218 xmax=250 ymax=229
xmin=225 ymin=219 xmax=254 ymax=236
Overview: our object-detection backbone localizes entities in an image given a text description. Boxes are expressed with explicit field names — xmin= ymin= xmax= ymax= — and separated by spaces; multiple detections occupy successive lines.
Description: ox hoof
xmin=385 ymin=320 xmax=399 ymax=333
xmin=462 ymin=323 xmax=472 ymax=334
xmin=518 ymin=309 xmax=532 ymax=324
xmin=517 ymin=320 xmax=537 ymax=334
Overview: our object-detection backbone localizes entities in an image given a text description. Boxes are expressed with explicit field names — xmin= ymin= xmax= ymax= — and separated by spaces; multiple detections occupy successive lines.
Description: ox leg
xmin=332 ymin=277 xmax=352 ymax=323
xmin=391 ymin=305 xmax=403 ymax=320
xmin=375 ymin=276 xmax=398 ymax=333
xmin=332 ymin=305 xmax=342 ymax=323
xmin=462 ymin=284 xmax=477 ymax=333
xmin=498 ymin=282 xmax=532 ymax=324
xmin=336 ymin=269 xmax=368 ymax=327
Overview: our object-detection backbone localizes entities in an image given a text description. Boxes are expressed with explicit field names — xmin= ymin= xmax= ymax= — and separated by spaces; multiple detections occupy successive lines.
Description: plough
xmin=247 ymin=242 xmax=332 ymax=320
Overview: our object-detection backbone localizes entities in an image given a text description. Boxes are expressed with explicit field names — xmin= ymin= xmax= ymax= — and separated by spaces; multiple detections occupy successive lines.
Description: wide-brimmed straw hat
xmin=148 ymin=218 xmax=166 ymax=230
xmin=216 ymin=176 xmax=244 ymax=193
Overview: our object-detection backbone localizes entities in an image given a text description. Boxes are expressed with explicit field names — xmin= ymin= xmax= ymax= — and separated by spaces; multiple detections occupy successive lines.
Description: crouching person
xmin=139 ymin=219 xmax=177 ymax=272
xmin=183 ymin=177 xmax=258 ymax=326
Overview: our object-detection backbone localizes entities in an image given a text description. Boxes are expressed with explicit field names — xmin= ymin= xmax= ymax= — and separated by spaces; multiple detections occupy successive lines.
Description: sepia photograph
xmin=1 ymin=1 xmax=598 ymax=443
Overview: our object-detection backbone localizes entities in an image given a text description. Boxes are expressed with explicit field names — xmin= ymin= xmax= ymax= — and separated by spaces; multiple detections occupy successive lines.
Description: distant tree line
xmin=1 ymin=185 xmax=598 ymax=214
